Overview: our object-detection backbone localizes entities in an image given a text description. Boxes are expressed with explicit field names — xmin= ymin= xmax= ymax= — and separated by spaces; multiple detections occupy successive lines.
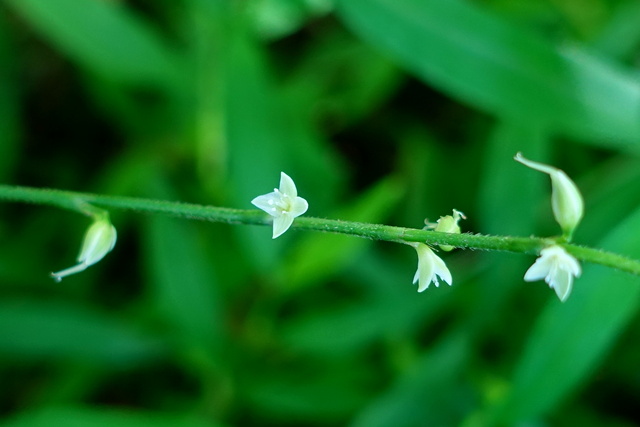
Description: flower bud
xmin=425 ymin=209 xmax=465 ymax=251
xmin=51 ymin=212 xmax=117 ymax=282
xmin=515 ymin=152 xmax=584 ymax=239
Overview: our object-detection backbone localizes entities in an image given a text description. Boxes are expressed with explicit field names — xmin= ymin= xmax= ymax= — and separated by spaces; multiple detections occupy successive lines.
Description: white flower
xmin=251 ymin=172 xmax=309 ymax=239
xmin=524 ymin=245 xmax=581 ymax=302
xmin=425 ymin=209 xmax=466 ymax=251
xmin=515 ymin=152 xmax=584 ymax=239
xmin=51 ymin=213 xmax=117 ymax=282
xmin=410 ymin=243 xmax=453 ymax=292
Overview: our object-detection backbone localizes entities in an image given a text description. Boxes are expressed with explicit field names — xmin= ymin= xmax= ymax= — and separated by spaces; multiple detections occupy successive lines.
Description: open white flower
xmin=51 ymin=213 xmax=117 ymax=282
xmin=251 ymin=172 xmax=309 ymax=239
xmin=410 ymin=243 xmax=452 ymax=292
xmin=514 ymin=152 xmax=584 ymax=239
xmin=524 ymin=245 xmax=581 ymax=302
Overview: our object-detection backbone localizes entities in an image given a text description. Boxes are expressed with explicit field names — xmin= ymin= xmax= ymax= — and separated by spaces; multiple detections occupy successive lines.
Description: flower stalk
xmin=0 ymin=184 xmax=639 ymax=276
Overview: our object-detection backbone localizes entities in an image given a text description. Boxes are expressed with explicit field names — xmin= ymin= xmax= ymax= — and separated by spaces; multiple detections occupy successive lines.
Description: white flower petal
xmin=251 ymin=192 xmax=280 ymax=215
xmin=566 ymin=254 xmax=582 ymax=278
xmin=290 ymin=197 xmax=309 ymax=217
xmin=523 ymin=256 xmax=552 ymax=282
xmin=411 ymin=243 xmax=452 ymax=292
xmin=549 ymin=268 xmax=573 ymax=302
xmin=279 ymin=172 xmax=298 ymax=198
xmin=416 ymin=257 xmax=435 ymax=292
xmin=432 ymin=252 xmax=453 ymax=286
xmin=272 ymin=213 xmax=295 ymax=239
xmin=523 ymin=245 xmax=581 ymax=302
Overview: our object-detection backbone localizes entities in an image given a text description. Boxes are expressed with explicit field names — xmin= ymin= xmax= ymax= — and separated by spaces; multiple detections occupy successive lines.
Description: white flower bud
xmin=51 ymin=213 xmax=117 ymax=282
xmin=426 ymin=209 xmax=466 ymax=251
xmin=515 ymin=152 xmax=584 ymax=239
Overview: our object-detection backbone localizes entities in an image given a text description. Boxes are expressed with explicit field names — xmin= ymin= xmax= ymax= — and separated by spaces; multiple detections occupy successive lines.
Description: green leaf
xmin=0 ymin=407 xmax=221 ymax=427
xmin=0 ymin=13 xmax=20 ymax=180
xmin=493 ymin=205 xmax=640 ymax=423
xmin=282 ymin=248 xmax=455 ymax=355
xmin=591 ymin=0 xmax=640 ymax=60
xmin=467 ymin=122 xmax=550 ymax=327
xmin=251 ymin=0 xmax=334 ymax=39
xmin=245 ymin=367 xmax=366 ymax=423
xmin=6 ymin=0 xmax=182 ymax=87
xmin=336 ymin=0 xmax=640 ymax=149
xmin=350 ymin=330 xmax=473 ymax=427
xmin=222 ymin=25 xmax=289 ymax=270
xmin=0 ymin=299 xmax=163 ymax=366
xmin=143 ymin=215 xmax=224 ymax=353
xmin=280 ymin=176 xmax=403 ymax=290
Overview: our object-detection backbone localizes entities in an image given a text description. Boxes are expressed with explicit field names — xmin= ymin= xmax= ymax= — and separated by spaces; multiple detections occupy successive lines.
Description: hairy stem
xmin=0 ymin=184 xmax=639 ymax=275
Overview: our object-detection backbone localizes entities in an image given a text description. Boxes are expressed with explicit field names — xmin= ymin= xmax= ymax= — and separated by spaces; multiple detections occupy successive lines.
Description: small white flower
xmin=524 ymin=245 xmax=581 ymax=302
xmin=51 ymin=213 xmax=117 ymax=282
xmin=410 ymin=243 xmax=453 ymax=292
xmin=515 ymin=152 xmax=584 ymax=239
xmin=251 ymin=172 xmax=309 ymax=239
xmin=425 ymin=209 xmax=466 ymax=251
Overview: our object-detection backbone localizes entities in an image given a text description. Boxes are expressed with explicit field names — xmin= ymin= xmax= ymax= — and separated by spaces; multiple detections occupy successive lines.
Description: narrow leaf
xmin=495 ymin=205 xmax=640 ymax=423
xmin=337 ymin=0 xmax=640 ymax=149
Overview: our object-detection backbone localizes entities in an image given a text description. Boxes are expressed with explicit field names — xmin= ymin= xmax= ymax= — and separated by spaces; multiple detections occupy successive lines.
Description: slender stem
xmin=1 ymin=184 xmax=639 ymax=276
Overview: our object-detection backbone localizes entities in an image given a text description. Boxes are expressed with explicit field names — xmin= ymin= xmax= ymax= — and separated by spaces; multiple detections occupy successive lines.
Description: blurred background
xmin=1 ymin=0 xmax=640 ymax=426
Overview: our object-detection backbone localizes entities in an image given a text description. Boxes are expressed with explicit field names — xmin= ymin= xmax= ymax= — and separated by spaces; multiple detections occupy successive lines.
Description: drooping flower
xmin=251 ymin=172 xmax=309 ymax=239
xmin=409 ymin=242 xmax=453 ymax=292
xmin=514 ymin=152 xmax=584 ymax=239
xmin=425 ymin=209 xmax=466 ymax=251
xmin=524 ymin=245 xmax=581 ymax=302
xmin=51 ymin=212 xmax=117 ymax=282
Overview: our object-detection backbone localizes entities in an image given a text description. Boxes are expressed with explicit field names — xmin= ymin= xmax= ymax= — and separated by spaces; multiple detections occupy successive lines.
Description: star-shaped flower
xmin=51 ymin=212 xmax=117 ymax=282
xmin=252 ymin=172 xmax=309 ymax=239
xmin=410 ymin=242 xmax=453 ymax=292
xmin=524 ymin=245 xmax=582 ymax=302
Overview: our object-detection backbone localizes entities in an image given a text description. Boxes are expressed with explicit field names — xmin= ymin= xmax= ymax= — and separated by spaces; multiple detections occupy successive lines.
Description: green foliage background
xmin=1 ymin=0 xmax=640 ymax=425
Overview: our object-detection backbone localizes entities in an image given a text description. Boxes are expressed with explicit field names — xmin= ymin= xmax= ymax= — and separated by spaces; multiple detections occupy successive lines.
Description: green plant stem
xmin=1 ymin=184 xmax=639 ymax=276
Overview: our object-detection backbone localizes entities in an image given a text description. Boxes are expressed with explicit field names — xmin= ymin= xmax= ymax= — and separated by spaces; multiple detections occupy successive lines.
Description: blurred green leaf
xmin=467 ymin=122 xmax=549 ymax=327
xmin=591 ymin=0 xmax=640 ymax=60
xmin=285 ymin=30 xmax=402 ymax=132
xmin=336 ymin=0 xmax=640 ymax=149
xmin=281 ymin=176 xmax=403 ymax=290
xmin=478 ymin=121 xmax=549 ymax=235
xmin=282 ymin=248 xmax=455 ymax=355
xmin=575 ymin=155 xmax=640 ymax=244
xmin=245 ymin=365 xmax=366 ymax=424
xmin=0 ymin=407 xmax=221 ymax=427
xmin=350 ymin=330 xmax=473 ymax=427
xmin=251 ymin=0 xmax=334 ymax=39
xmin=223 ymin=23 xmax=290 ymax=270
xmin=143 ymin=212 xmax=224 ymax=353
xmin=7 ymin=0 xmax=182 ymax=87
xmin=493 ymin=205 xmax=640 ymax=424
xmin=0 ymin=299 xmax=163 ymax=366
xmin=0 ymin=12 xmax=20 ymax=180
